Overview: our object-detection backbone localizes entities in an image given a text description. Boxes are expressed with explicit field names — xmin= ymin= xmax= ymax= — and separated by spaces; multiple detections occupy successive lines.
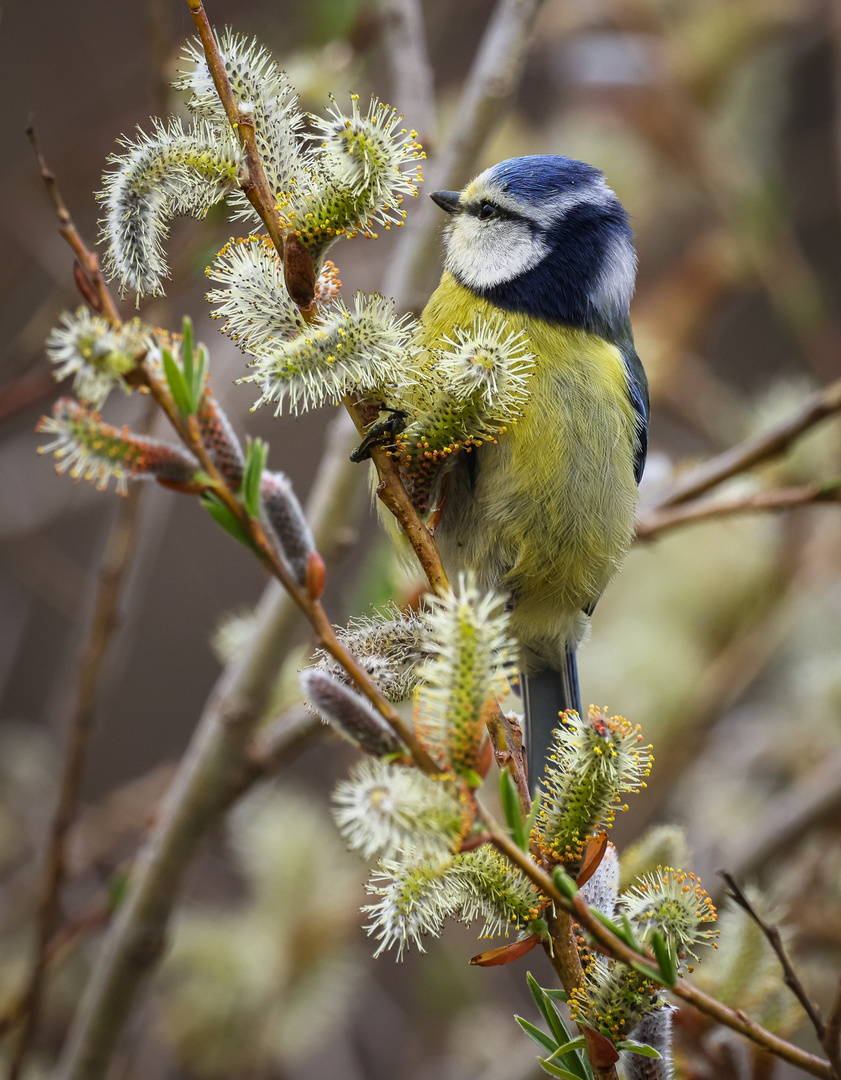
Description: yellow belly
xmin=420 ymin=274 xmax=639 ymax=664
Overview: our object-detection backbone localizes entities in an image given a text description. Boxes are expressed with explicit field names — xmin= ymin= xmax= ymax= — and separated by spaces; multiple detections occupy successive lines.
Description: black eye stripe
xmin=466 ymin=200 xmax=521 ymax=222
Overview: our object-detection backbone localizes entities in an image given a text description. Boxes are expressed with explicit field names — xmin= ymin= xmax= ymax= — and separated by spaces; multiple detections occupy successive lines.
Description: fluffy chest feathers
xmin=419 ymin=273 xmax=640 ymax=656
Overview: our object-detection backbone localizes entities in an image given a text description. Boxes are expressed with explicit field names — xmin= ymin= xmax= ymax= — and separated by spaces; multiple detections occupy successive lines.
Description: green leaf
xmin=545 ymin=1037 xmax=587 ymax=1062
xmin=542 ymin=988 xmax=569 ymax=1002
xmin=538 ymin=1058 xmax=587 ymax=1080
xmin=552 ymin=866 xmax=578 ymax=900
xmin=651 ymin=930 xmax=677 ymax=987
xmin=182 ymin=316 xmax=194 ymax=395
xmin=107 ymin=867 xmax=130 ymax=911
xmin=500 ymin=768 xmax=526 ymax=849
xmin=515 ymin=1016 xmax=558 ymax=1055
xmin=193 ymin=344 xmax=208 ymax=408
xmin=629 ymin=960 xmax=670 ymax=987
xmin=201 ymin=492 xmax=254 ymax=550
xmin=526 ymin=973 xmax=575 ymax=1056
xmin=242 ymin=438 xmax=268 ymax=518
xmin=162 ymin=347 xmax=192 ymax=416
xmin=620 ymin=913 xmax=641 ymax=950
xmin=616 ymin=1040 xmax=661 ymax=1058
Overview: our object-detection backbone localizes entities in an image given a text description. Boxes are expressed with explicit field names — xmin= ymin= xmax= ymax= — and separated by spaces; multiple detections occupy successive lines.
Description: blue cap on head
xmin=486 ymin=155 xmax=606 ymax=203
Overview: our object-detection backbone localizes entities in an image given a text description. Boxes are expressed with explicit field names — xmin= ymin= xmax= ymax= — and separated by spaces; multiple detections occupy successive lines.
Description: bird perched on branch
xmin=420 ymin=155 xmax=649 ymax=792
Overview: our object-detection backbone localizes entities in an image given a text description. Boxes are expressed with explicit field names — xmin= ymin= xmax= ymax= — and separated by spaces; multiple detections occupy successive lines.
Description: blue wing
xmin=621 ymin=345 xmax=649 ymax=485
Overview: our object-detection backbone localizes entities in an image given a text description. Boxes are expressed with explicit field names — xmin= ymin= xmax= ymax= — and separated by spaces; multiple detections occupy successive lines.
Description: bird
xmin=416 ymin=154 xmax=649 ymax=793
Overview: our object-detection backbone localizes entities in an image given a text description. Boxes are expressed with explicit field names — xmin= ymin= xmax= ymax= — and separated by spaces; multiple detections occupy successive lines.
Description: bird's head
xmin=431 ymin=155 xmax=636 ymax=337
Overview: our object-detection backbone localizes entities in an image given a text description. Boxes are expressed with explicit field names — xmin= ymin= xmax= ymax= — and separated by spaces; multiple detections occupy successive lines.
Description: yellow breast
xmin=420 ymin=273 xmax=639 ymax=661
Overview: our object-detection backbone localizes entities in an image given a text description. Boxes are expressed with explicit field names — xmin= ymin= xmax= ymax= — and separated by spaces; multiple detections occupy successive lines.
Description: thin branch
xmin=54 ymin=415 xmax=364 ymax=1080
xmin=647 ymin=377 xmax=841 ymax=511
xmin=636 ymin=481 xmax=841 ymax=540
xmin=386 ymin=0 xmax=547 ymax=308
xmin=7 ymin=489 xmax=147 ymax=1080
xmin=826 ymin=979 xmax=841 ymax=1073
xmin=27 ymin=124 xmax=121 ymax=326
xmin=474 ymin=802 xmax=836 ymax=1080
xmin=186 ymin=0 xmax=286 ymax=255
xmin=719 ymin=872 xmax=827 ymax=1042
xmin=185 ymin=0 xmax=448 ymax=599
xmin=377 ymin=0 xmax=437 ymax=148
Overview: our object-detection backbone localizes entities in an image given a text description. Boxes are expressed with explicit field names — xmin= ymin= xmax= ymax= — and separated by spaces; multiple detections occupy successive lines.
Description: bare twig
xmin=636 ymin=481 xmax=841 ymax=540
xmin=377 ymin=0 xmax=437 ymax=148
xmin=26 ymin=125 xmax=121 ymax=326
xmin=8 ymin=139 xmax=152 ymax=1080
xmin=826 ymin=979 xmax=841 ymax=1072
xmin=719 ymin=872 xmax=826 ymax=1042
xmin=475 ymin=802 xmax=836 ymax=1080
xmin=7 ymin=489 xmax=147 ymax=1080
xmin=54 ymin=415 xmax=367 ymax=1080
xmin=186 ymin=0 xmax=286 ymax=255
xmin=386 ymin=0 xmax=547 ymax=308
xmin=647 ymin=377 xmax=841 ymax=511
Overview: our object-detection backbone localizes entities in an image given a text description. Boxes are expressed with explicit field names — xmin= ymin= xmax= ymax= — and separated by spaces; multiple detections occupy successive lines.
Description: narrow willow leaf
xmin=514 ymin=1016 xmax=558 ymax=1055
xmin=242 ymin=438 xmax=268 ymax=517
xmin=615 ymin=1040 xmax=661 ymax=1058
xmin=526 ymin=972 xmax=571 ymax=1050
xmin=650 ymin=930 xmax=677 ymax=987
xmin=162 ymin=348 xmax=192 ymax=416
xmin=538 ymin=1059 xmax=587 ymax=1080
xmin=201 ymin=492 xmax=254 ymax=550
xmin=500 ymin=768 xmax=526 ymax=849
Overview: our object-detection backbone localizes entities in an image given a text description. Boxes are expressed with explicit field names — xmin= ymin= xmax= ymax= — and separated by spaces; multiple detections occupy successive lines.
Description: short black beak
xmin=430 ymin=190 xmax=461 ymax=214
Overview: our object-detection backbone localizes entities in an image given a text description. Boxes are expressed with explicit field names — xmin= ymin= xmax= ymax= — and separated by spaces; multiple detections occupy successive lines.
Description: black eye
xmin=477 ymin=202 xmax=497 ymax=220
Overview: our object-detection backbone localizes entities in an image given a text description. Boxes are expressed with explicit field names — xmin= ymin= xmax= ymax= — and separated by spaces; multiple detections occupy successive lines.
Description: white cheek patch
xmin=444 ymin=215 xmax=550 ymax=290
xmin=591 ymin=231 xmax=636 ymax=322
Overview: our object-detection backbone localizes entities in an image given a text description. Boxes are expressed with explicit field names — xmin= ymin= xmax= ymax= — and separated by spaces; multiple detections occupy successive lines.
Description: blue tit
xmin=420 ymin=155 xmax=649 ymax=792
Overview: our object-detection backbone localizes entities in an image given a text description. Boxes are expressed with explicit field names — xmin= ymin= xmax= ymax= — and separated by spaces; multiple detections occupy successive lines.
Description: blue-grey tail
xmin=521 ymin=645 xmax=581 ymax=795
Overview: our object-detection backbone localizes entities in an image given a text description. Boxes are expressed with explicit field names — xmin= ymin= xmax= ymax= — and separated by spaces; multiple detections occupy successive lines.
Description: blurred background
xmin=1 ymin=0 xmax=841 ymax=1077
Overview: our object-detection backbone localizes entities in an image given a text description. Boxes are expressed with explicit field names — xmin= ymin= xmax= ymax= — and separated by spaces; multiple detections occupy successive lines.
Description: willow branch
xmin=6 ymin=489 xmax=147 ymax=1080
xmin=826 ymin=979 xmax=841 ymax=1073
xmin=27 ymin=124 xmax=121 ymax=326
xmin=636 ymin=480 xmax=841 ymax=539
xmin=186 ymin=0 xmax=448 ymax=597
xmin=648 ymin=377 xmax=841 ymax=511
xmin=185 ymin=0 xmax=286 ymax=255
xmin=54 ymin=414 xmax=371 ymax=1080
xmin=475 ymin=802 xmax=835 ymax=1080
xmin=720 ymin=874 xmax=825 ymax=1038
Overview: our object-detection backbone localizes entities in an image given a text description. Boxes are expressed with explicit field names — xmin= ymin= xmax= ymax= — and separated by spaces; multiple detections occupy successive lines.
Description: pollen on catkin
xmin=241 ymin=293 xmax=421 ymax=415
xmin=37 ymin=398 xmax=198 ymax=495
xmin=536 ymin=707 xmax=653 ymax=868
xmin=412 ymin=575 xmax=514 ymax=777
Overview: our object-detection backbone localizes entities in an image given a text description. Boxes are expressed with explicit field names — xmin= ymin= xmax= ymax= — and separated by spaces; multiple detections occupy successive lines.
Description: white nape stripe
xmin=591 ymin=230 xmax=637 ymax=322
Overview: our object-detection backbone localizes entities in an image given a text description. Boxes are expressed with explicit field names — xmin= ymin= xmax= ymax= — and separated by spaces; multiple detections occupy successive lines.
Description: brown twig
xmin=826 ymin=979 xmax=841 ymax=1073
xmin=185 ymin=0 xmax=286 ymax=255
xmin=475 ymin=802 xmax=836 ymax=1080
xmin=26 ymin=124 xmax=121 ymax=327
xmin=719 ymin=872 xmax=828 ymax=1045
xmin=7 ymin=493 xmax=146 ymax=1080
xmin=186 ymin=0 xmax=449 ymax=598
xmin=637 ymin=481 xmax=841 ymax=539
xmin=647 ymin=377 xmax=841 ymax=511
